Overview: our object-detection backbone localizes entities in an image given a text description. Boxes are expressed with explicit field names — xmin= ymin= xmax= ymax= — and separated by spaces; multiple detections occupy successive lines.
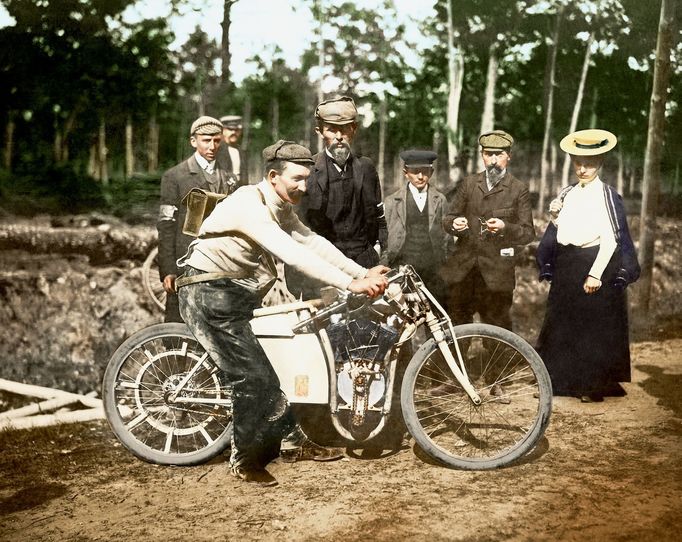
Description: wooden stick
xmin=0 ymin=378 xmax=101 ymax=409
xmin=0 ymin=407 xmax=105 ymax=430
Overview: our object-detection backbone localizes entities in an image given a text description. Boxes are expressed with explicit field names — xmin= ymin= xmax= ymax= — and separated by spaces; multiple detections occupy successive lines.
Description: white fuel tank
xmin=250 ymin=309 xmax=330 ymax=404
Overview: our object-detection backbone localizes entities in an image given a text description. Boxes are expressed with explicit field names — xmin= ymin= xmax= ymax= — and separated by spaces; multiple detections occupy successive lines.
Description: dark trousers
xmin=447 ymin=266 xmax=513 ymax=330
xmin=164 ymin=292 xmax=183 ymax=323
xmin=178 ymin=267 xmax=296 ymax=468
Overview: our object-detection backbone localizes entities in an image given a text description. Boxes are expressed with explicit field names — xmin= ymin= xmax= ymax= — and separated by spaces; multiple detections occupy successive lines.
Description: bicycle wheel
xmin=142 ymin=246 xmax=166 ymax=311
xmin=102 ymin=323 xmax=233 ymax=466
xmin=401 ymin=323 xmax=552 ymax=470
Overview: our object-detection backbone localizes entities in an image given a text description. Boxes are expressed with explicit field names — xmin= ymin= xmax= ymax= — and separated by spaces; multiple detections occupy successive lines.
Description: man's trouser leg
xmin=179 ymin=272 xmax=294 ymax=468
xmin=447 ymin=267 xmax=477 ymax=326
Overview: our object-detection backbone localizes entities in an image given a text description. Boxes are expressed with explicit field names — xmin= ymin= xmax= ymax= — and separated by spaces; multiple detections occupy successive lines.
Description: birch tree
xmin=637 ymin=0 xmax=677 ymax=311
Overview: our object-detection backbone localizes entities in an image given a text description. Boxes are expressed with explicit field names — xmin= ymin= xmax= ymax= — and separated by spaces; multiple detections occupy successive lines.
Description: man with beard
xmin=442 ymin=130 xmax=534 ymax=331
xmin=291 ymin=96 xmax=387 ymax=298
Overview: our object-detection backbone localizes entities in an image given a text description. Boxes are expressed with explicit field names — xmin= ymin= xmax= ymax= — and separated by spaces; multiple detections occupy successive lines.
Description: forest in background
xmin=0 ymin=0 xmax=679 ymax=310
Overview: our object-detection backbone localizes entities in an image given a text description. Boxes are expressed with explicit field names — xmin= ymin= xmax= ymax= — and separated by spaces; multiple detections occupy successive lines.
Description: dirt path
xmin=1 ymin=339 xmax=680 ymax=542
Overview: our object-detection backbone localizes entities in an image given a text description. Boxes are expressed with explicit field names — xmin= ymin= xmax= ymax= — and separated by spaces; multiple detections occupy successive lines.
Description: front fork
xmin=420 ymin=286 xmax=482 ymax=406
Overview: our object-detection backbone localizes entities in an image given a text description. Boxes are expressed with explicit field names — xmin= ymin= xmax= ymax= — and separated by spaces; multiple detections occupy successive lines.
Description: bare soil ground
xmin=0 ymin=215 xmax=680 ymax=541
xmin=0 ymin=339 xmax=680 ymax=542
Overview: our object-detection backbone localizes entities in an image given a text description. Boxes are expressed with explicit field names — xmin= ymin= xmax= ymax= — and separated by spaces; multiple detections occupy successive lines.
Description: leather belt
xmin=176 ymin=271 xmax=237 ymax=289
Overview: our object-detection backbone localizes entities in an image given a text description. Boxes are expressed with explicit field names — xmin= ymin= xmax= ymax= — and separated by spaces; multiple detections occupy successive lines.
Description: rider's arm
xmin=286 ymin=208 xmax=367 ymax=279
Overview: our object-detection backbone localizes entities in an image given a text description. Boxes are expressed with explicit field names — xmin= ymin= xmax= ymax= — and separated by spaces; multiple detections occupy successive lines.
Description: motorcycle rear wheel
xmin=102 ymin=323 xmax=232 ymax=466
xmin=401 ymin=323 xmax=552 ymax=470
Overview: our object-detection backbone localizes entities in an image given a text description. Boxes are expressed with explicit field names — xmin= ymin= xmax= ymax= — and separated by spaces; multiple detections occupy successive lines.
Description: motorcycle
xmin=102 ymin=265 xmax=552 ymax=470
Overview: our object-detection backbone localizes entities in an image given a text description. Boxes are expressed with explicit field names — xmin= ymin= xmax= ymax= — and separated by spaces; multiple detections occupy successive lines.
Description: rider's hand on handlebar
xmin=348 ymin=276 xmax=388 ymax=298
xmin=163 ymin=274 xmax=177 ymax=294
xmin=366 ymin=264 xmax=390 ymax=278
xmin=452 ymin=217 xmax=469 ymax=231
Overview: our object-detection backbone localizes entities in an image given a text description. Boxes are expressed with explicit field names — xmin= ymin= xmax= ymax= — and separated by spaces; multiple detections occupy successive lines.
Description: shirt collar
xmin=194 ymin=151 xmax=215 ymax=172
xmin=578 ymin=175 xmax=602 ymax=189
xmin=408 ymin=182 xmax=428 ymax=198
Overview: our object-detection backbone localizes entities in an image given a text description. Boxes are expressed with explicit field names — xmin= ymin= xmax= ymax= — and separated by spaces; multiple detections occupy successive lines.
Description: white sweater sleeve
xmin=239 ymin=204 xmax=358 ymax=291
xmin=285 ymin=209 xmax=367 ymax=279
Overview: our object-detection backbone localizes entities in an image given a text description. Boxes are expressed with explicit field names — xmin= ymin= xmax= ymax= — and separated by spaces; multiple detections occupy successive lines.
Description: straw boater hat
xmin=560 ymin=129 xmax=617 ymax=156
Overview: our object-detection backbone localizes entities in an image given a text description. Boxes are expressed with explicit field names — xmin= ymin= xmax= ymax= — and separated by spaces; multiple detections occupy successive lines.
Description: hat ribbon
xmin=574 ymin=138 xmax=608 ymax=150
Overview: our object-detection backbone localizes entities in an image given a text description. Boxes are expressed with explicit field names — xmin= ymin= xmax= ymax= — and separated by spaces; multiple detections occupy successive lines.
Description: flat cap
xmin=315 ymin=96 xmax=358 ymax=125
xmin=262 ymin=140 xmax=314 ymax=166
xmin=400 ymin=150 xmax=437 ymax=168
xmin=220 ymin=115 xmax=243 ymax=127
xmin=190 ymin=116 xmax=223 ymax=136
xmin=479 ymin=130 xmax=514 ymax=150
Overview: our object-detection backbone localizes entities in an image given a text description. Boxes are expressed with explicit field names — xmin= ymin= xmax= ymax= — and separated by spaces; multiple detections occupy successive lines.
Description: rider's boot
xmin=279 ymin=425 xmax=345 ymax=463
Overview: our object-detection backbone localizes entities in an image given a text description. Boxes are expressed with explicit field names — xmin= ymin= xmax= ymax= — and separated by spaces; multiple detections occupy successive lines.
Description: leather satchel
xmin=181 ymin=188 xmax=227 ymax=237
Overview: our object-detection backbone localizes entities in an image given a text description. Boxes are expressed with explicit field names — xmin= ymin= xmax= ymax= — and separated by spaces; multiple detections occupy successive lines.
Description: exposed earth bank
xmin=0 ymin=215 xmax=680 ymax=541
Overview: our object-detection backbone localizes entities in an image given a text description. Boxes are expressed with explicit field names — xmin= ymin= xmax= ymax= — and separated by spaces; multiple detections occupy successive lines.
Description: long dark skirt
xmin=536 ymin=244 xmax=631 ymax=397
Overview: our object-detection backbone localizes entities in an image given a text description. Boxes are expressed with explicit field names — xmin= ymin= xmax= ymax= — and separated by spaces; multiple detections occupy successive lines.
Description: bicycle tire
xmin=142 ymin=246 xmax=166 ymax=311
xmin=401 ymin=323 xmax=552 ymax=470
xmin=102 ymin=323 xmax=232 ymax=466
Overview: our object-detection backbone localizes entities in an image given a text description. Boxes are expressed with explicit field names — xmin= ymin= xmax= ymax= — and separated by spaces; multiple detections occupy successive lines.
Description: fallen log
xmin=0 ymin=406 xmax=105 ymax=430
xmin=0 ymin=378 xmax=102 ymax=409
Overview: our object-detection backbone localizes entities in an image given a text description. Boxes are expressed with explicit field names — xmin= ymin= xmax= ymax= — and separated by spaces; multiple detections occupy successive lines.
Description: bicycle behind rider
xmin=176 ymin=140 xmax=388 ymax=487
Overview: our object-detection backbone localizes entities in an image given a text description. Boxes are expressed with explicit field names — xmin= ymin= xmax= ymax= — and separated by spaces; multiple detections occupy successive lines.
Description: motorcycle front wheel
xmin=102 ymin=323 xmax=233 ymax=466
xmin=401 ymin=323 xmax=552 ymax=470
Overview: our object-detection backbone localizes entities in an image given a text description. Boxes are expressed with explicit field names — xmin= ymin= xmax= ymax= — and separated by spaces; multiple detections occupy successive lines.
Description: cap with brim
xmin=262 ymin=140 xmax=314 ymax=166
xmin=560 ymin=129 xmax=617 ymax=156
xmin=400 ymin=150 xmax=437 ymax=168
xmin=479 ymin=130 xmax=514 ymax=150
xmin=220 ymin=115 xmax=243 ymax=128
xmin=315 ymin=96 xmax=358 ymax=125
xmin=190 ymin=116 xmax=223 ymax=136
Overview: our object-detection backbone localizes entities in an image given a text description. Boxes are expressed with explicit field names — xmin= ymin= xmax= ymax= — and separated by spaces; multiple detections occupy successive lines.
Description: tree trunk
xmin=2 ymin=114 xmax=14 ymax=171
xmin=220 ymin=0 xmax=238 ymax=87
xmin=538 ymin=7 xmax=563 ymax=214
xmin=147 ymin=114 xmax=159 ymax=174
xmin=560 ymin=31 xmax=595 ymax=187
xmin=378 ymin=98 xmax=387 ymax=192
xmin=477 ymin=43 xmax=498 ymax=172
xmin=446 ymin=0 xmax=464 ymax=185
xmin=271 ymin=97 xmax=279 ymax=142
xmin=637 ymin=0 xmax=676 ymax=311
xmin=125 ymin=116 xmax=134 ymax=179
xmin=316 ymin=0 xmax=325 ymax=154
xmin=628 ymin=164 xmax=636 ymax=196
xmin=242 ymin=96 xmax=251 ymax=154
xmin=98 ymin=120 xmax=108 ymax=185
xmin=616 ymin=149 xmax=624 ymax=194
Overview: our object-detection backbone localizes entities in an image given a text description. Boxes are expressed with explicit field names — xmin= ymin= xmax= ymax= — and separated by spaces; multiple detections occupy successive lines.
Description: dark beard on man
xmin=486 ymin=164 xmax=504 ymax=184
xmin=329 ymin=142 xmax=351 ymax=165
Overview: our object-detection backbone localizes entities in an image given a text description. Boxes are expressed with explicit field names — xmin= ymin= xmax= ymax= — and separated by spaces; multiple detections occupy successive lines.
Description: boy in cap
xmin=176 ymin=140 xmax=389 ymax=486
xmin=291 ymin=96 xmax=387 ymax=299
xmin=384 ymin=150 xmax=450 ymax=307
xmin=217 ymin=114 xmax=248 ymax=184
xmin=157 ymin=115 xmax=237 ymax=323
xmin=442 ymin=130 xmax=534 ymax=331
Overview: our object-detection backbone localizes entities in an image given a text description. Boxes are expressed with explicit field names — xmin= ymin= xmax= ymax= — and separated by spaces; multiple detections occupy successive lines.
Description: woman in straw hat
xmin=535 ymin=129 xmax=640 ymax=403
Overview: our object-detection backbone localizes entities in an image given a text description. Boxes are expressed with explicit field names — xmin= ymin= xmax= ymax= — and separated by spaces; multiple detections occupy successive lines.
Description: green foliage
xmin=0 ymin=165 xmax=105 ymax=215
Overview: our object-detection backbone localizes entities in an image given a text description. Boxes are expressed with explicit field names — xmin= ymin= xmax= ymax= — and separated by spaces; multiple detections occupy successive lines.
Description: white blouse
xmin=556 ymin=177 xmax=617 ymax=280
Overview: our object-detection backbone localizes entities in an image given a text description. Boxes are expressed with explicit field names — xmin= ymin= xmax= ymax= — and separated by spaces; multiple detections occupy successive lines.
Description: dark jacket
xmin=536 ymin=181 xmax=640 ymax=286
xmin=157 ymin=156 xmax=235 ymax=279
xmin=216 ymin=144 xmax=249 ymax=184
xmin=298 ymin=152 xmax=388 ymax=253
xmin=384 ymin=183 xmax=450 ymax=266
xmin=442 ymin=171 xmax=535 ymax=291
